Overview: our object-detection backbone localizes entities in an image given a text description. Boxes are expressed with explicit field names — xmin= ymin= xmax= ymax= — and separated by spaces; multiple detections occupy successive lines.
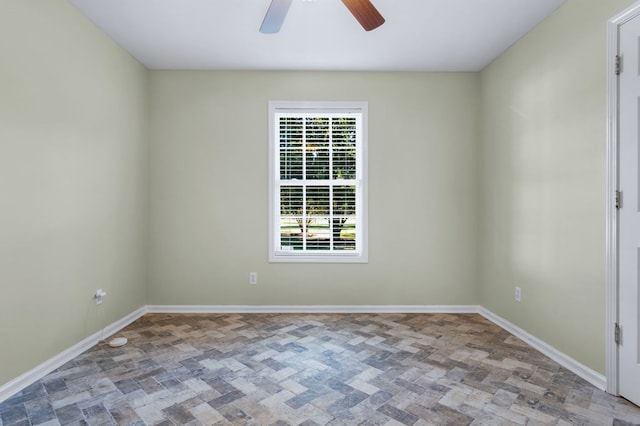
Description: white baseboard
xmin=0 ymin=306 xmax=146 ymax=404
xmin=146 ymin=304 xmax=482 ymax=314
xmin=479 ymin=307 xmax=607 ymax=390
xmin=0 ymin=304 xmax=607 ymax=404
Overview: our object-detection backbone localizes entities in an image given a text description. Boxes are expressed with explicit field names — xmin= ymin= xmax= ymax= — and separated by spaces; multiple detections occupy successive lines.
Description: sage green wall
xmin=478 ymin=0 xmax=635 ymax=374
xmin=0 ymin=1 xmax=148 ymax=385
xmin=148 ymin=71 xmax=479 ymax=306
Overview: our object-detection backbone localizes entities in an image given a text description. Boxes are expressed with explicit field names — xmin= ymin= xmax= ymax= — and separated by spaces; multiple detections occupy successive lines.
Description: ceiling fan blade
xmin=260 ymin=0 xmax=293 ymax=34
xmin=342 ymin=0 xmax=385 ymax=31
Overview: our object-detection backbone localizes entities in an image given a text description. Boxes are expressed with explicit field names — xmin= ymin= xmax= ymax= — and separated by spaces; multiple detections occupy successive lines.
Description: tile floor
xmin=1 ymin=313 xmax=639 ymax=425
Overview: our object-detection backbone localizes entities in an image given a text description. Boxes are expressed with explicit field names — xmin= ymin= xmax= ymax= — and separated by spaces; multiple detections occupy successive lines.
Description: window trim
xmin=268 ymin=101 xmax=368 ymax=263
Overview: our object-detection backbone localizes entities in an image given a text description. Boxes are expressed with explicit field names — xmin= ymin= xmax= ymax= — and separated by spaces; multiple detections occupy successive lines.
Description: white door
xmin=619 ymin=11 xmax=640 ymax=407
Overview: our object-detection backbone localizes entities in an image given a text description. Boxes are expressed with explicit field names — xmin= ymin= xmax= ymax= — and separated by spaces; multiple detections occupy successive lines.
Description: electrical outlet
xmin=249 ymin=272 xmax=258 ymax=285
xmin=515 ymin=286 xmax=521 ymax=303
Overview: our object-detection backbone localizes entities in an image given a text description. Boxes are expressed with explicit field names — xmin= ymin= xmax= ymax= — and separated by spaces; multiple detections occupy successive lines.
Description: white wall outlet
xmin=94 ymin=288 xmax=107 ymax=305
xmin=515 ymin=286 xmax=522 ymax=302
xmin=249 ymin=272 xmax=258 ymax=285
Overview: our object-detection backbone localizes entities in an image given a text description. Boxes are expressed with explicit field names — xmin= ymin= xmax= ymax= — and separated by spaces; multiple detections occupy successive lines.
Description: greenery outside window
xmin=268 ymin=101 xmax=368 ymax=263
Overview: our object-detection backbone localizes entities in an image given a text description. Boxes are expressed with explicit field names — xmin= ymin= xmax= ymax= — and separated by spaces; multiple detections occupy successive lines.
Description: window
xmin=268 ymin=101 xmax=368 ymax=263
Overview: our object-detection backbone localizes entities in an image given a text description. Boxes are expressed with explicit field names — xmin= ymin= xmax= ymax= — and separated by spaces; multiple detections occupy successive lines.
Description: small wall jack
xmin=94 ymin=289 xmax=107 ymax=305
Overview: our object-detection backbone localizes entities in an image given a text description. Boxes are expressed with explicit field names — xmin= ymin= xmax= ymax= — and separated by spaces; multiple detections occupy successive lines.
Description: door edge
xmin=606 ymin=0 xmax=640 ymax=396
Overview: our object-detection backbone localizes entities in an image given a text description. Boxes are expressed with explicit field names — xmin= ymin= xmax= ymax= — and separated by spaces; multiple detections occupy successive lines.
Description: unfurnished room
xmin=2 ymin=0 xmax=640 ymax=424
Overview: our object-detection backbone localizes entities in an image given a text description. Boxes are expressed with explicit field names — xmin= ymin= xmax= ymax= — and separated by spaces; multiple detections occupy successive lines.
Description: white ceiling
xmin=68 ymin=0 xmax=566 ymax=72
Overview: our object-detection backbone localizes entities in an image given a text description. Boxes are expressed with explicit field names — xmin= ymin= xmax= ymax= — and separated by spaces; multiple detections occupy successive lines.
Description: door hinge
xmin=616 ymin=190 xmax=622 ymax=209
xmin=615 ymin=323 xmax=621 ymax=345
xmin=616 ymin=55 xmax=623 ymax=75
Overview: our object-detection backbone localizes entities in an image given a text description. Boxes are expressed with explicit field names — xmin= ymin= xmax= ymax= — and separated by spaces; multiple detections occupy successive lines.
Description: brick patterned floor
xmin=1 ymin=313 xmax=639 ymax=425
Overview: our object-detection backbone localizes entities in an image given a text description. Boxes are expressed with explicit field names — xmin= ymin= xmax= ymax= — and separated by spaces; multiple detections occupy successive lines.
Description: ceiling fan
xmin=260 ymin=0 xmax=385 ymax=34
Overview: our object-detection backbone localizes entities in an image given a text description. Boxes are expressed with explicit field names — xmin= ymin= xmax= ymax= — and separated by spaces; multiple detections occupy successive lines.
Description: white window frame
xmin=268 ymin=101 xmax=368 ymax=263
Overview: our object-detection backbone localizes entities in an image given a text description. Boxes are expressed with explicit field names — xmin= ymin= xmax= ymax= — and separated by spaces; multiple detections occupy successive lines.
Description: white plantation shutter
xmin=269 ymin=102 xmax=368 ymax=263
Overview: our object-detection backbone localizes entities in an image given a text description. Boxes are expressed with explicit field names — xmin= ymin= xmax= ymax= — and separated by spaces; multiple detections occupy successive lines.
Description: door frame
xmin=606 ymin=0 xmax=640 ymax=396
